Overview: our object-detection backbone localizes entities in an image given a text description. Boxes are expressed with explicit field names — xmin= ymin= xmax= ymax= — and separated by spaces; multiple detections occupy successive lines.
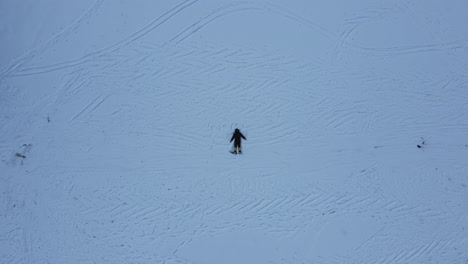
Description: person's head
xmin=235 ymin=128 xmax=239 ymax=132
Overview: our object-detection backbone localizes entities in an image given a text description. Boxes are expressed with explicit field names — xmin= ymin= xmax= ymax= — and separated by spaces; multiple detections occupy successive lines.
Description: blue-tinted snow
xmin=1 ymin=0 xmax=467 ymax=263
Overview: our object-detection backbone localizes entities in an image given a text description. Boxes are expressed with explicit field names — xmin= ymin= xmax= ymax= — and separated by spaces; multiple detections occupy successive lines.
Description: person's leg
xmin=234 ymin=142 xmax=240 ymax=153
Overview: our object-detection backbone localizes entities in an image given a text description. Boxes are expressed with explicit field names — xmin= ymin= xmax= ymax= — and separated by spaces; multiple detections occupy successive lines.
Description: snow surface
xmin=1 ymin=0 xmax=468 ymax=263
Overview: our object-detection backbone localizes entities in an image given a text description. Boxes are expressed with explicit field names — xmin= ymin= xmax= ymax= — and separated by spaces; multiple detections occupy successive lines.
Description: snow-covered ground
xmin=1 ymin=0 xmax=468 ymax=263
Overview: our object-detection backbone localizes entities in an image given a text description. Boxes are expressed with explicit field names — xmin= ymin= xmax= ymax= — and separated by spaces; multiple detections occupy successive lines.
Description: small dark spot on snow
xmin=15 ymin=153 xmax=26 ymax=158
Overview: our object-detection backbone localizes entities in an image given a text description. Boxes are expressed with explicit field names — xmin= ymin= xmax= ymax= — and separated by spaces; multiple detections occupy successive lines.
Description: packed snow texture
xmin=1 ymin=0 xmax=468 ymax=263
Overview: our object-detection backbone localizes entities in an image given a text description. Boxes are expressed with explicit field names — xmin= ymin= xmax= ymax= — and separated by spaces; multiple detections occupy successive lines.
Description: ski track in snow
xmin=1 ymin=0 xmax=199 ymax=79
xmin=3 ymin=0 xmax=468 ymax=80
xmin=0 ymin=0 xmax=105 ymax=79
xmin=3 ymin=45 xmax=468 ymax=262
xmin=2 ymin=0 xmax=468 ymax=263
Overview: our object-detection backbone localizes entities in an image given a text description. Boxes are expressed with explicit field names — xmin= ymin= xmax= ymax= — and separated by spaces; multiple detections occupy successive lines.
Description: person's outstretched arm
xmin=241 ymin=133 xmax=246 ymax=140
xmin=230 ymin=134 xmax=235 ymax=142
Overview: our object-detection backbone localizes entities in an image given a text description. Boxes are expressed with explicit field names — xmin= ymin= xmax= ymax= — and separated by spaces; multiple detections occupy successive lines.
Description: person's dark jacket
xmin=230 ymin=129 xmax=246 ymax=146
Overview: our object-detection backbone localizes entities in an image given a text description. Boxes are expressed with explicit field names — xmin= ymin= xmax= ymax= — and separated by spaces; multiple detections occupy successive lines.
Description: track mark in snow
xmin=355 ymin=40 xmax=468 ymax=57
xmin=166 ymin=2 xmax=263 ymax=45
xmin=63 ymin=174 xmax=463 ymax=262
xmin=5 ymin=0 xmax=199 ymax=78
xmin=166 ymin=1 xmax=336 ymax=46
xmin=334 ymin=6 xmax=398 ymax=55
xmin=376 ymin=240 xmax=447 ymax=264
xmin=0 ymin=0 xmax=104 ymax=79
xmin=69 ymin=94 xmax=110 ymax=122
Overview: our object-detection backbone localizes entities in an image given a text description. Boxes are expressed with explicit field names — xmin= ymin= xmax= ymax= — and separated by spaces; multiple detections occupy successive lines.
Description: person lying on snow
xmin=230 ymin=128 xmax=246 ymax=154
